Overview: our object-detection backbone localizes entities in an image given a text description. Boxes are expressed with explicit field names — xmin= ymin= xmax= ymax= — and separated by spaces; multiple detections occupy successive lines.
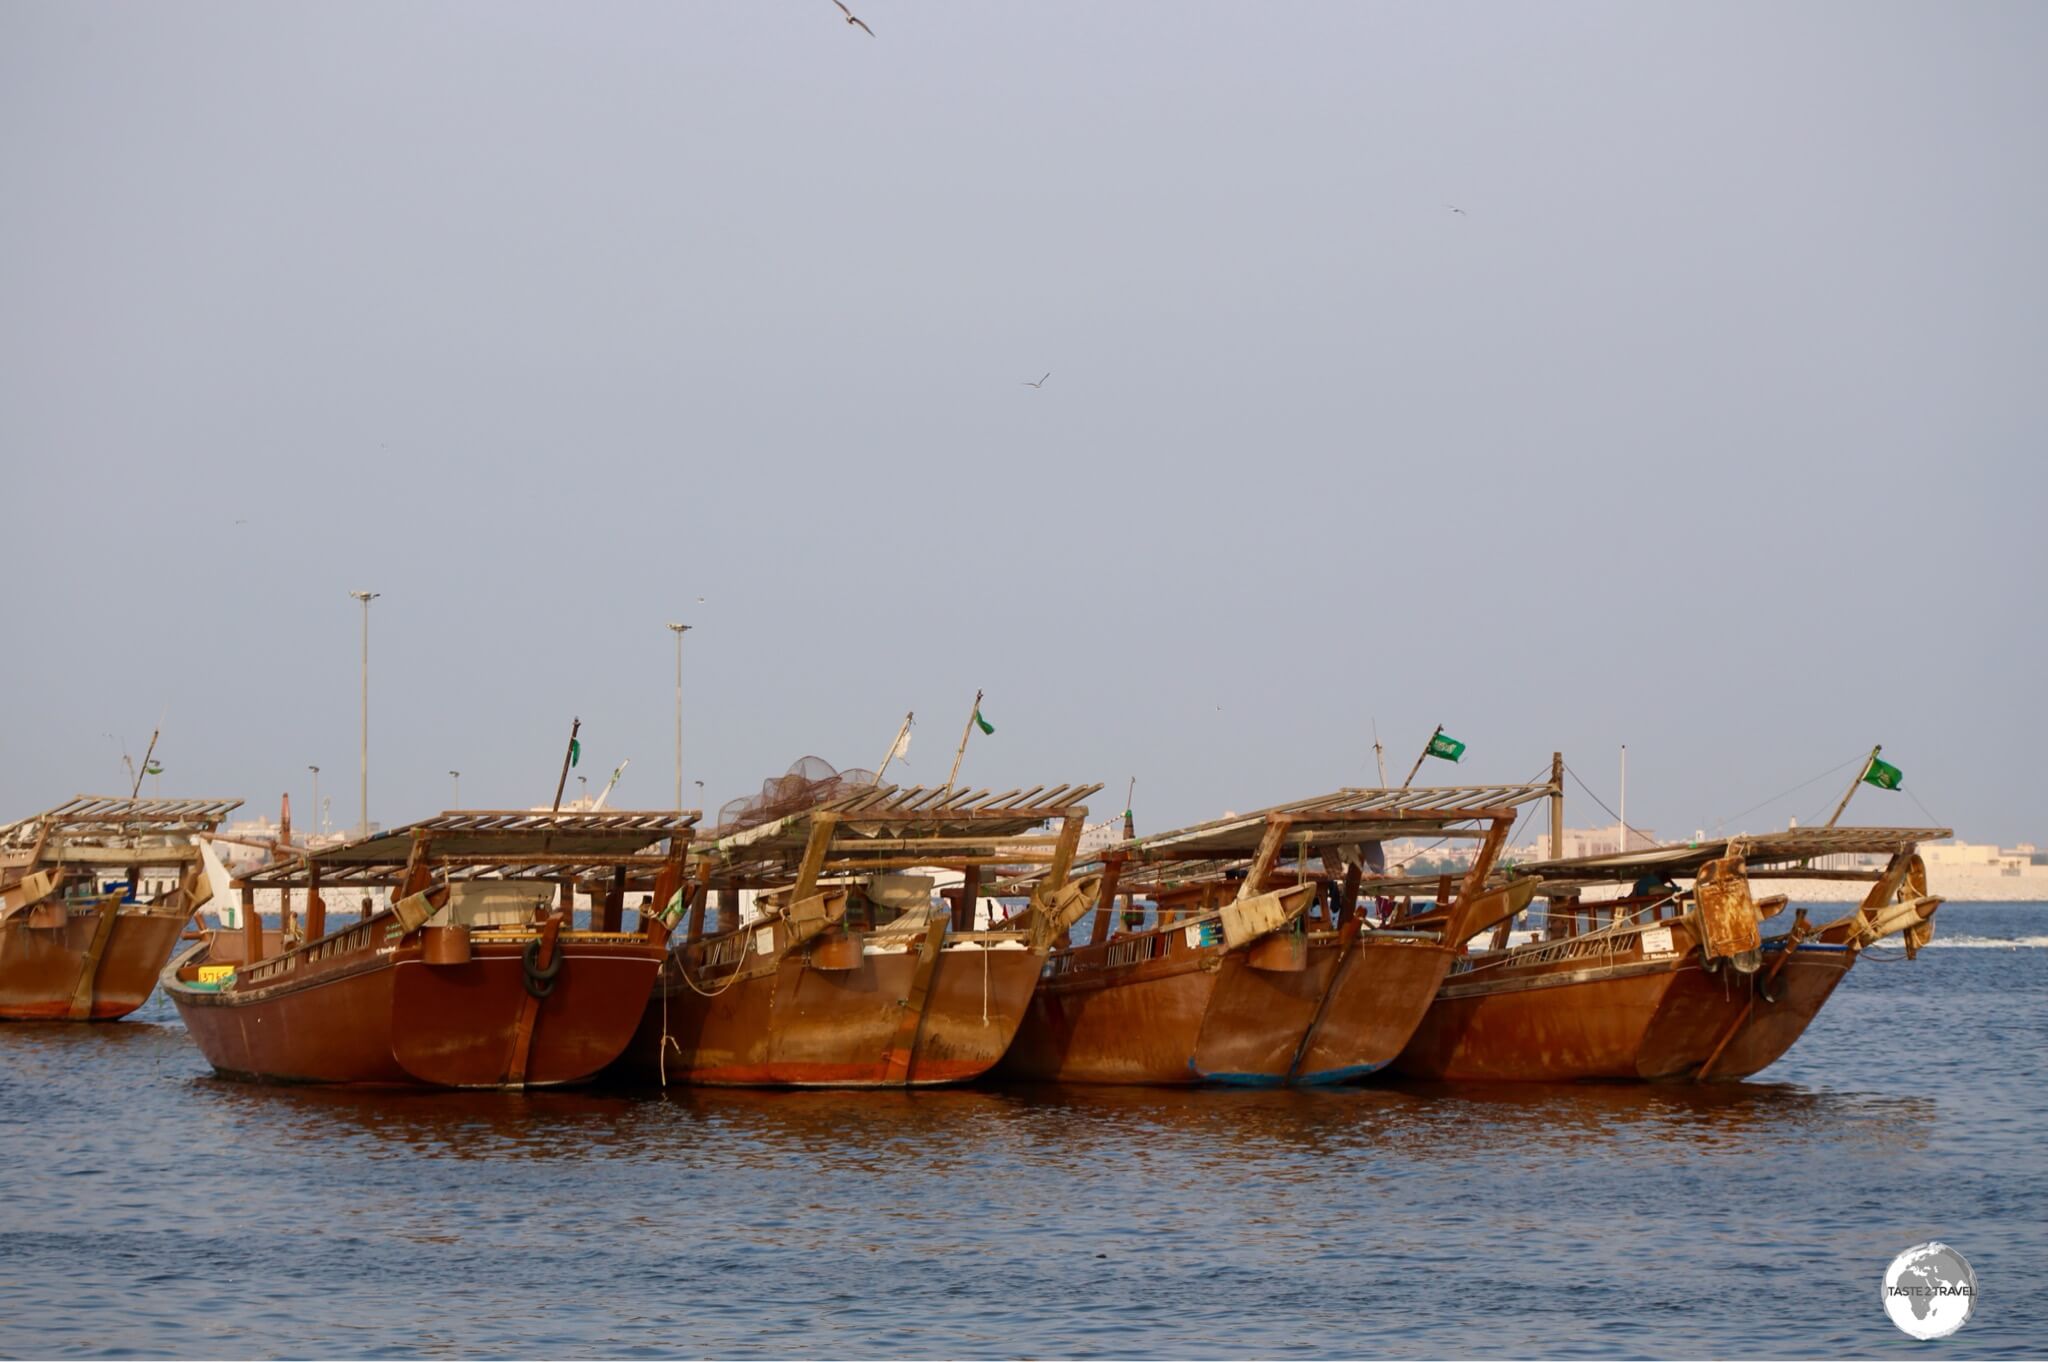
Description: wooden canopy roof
xmin=1114 ymin=784 xmax=1554 ymax=861
xmin=1 ymin=795 xmax=246 ymax=856
xmin=1510 ymin=826 xmax=1951 ymax=888
xmin=238 ymin=809 xmax=700 ymax=887
xmin=704 ymin=781 xmax=1101 ymax=884
xmin=985 ymin=784 xmax=1554 ymax=895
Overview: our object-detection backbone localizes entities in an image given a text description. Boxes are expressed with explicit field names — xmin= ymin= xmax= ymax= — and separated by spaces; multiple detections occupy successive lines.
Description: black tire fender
xmin=523 ymin=935 xmax=563 ymax=999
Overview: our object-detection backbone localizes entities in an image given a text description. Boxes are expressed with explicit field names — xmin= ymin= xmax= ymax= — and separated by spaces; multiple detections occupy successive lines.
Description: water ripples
xmin=1 ymin=905 xmax=2043 ymax=1356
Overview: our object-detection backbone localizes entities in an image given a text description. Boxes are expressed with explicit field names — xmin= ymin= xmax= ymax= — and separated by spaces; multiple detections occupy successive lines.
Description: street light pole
xmin=667 ymin=622 xmax=692 ymax=812
xmin=449 ymin=770 xmax=461 ymax=807
xmin=349 ymin=590 xmax=379 ymax=835
xmin=308 ymin=765 xmax=320 ymax=840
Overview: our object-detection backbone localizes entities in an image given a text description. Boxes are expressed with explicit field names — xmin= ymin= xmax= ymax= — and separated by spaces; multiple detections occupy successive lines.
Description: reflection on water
xmin=0 ymin=912 xmax=2042 ymax=1357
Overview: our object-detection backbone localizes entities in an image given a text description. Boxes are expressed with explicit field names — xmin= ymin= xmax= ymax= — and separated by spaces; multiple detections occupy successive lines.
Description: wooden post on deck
xmin=305 ymin=864 xmax=325 ymax=941
xmin=955 ymin=864 xmax=981 ymax=931
xmin=241 ymin=886 xmax=261 ymax=963
xmin=684 ymin=881 xmax=708 ymax=941
xmin=603 ymin=866 xmax=627 ymax=933
xmin=1086 ymin=855 xmax=1126 ymax=947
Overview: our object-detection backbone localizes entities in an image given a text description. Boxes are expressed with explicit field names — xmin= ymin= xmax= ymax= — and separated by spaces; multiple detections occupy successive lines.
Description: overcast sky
xmin=3 ymin=2 xmax=2042 ymax=845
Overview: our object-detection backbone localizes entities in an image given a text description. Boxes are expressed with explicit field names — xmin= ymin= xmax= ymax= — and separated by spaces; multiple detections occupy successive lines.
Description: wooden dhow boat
xmin=1392 ymin=824 xmax=1948 ymax=1083
xmin=609 ymin=772 xmax=1103 ymax=1087
xmin=164 ymin=809 xmax=697 ymax=1087
xmin=1 ymin=796 xmax=242 ymax=1021
xmin=996 ymin=784 xmax=1554 ymax=1086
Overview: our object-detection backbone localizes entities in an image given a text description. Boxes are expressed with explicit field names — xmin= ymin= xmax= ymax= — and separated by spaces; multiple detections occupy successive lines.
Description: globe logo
xmin=1883 ymin=1242 xmax=1977 ymax=1339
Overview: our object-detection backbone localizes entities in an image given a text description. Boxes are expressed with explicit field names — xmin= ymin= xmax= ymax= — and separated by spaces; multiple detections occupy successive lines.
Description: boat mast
xmin=1372 ymin=718 xmax=1388 ymax=787
xmin=1619 ymin=743 xmax=1627 ymax=852
xmin=1550 ymin=751 xmax=1564 ymax=859
xmin=1825 ymin=744 xmax=1883 ymax=828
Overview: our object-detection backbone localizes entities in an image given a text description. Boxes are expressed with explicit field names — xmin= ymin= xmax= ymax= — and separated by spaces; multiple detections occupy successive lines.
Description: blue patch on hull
xmin=1191 ymin=1060 xmax=1390 ymax=1088
xmin=1290 ymin=1060 xmax=1388 ymax=1086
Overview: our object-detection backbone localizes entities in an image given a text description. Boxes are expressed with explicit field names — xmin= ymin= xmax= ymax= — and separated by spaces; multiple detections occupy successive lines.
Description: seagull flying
xmin=1023 ymin=372 xmax=1050 ymax=388
xmin=832 ymin=0 xmax=874 ymax=35
xmin=1446 ymin=204 xmax=1467 ymax=216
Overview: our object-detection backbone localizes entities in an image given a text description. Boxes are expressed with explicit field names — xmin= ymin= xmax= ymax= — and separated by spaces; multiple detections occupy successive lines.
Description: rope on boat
xmin=1713 ymin=752 xmax=1866 ymax=833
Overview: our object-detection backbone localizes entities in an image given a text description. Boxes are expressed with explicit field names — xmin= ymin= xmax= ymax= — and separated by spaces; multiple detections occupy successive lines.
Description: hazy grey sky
xmin=3 ymin=2 xmax=2042 ymax=845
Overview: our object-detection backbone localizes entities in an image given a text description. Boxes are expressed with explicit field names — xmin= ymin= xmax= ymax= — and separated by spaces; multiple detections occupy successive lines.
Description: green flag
xmin=973 ymin=707 xmax=995 ymax=736
xmin=1427 ymin=732 xmax=1465 ymax=763
xmin=1863 ymin=756 xmax=1903 ymax=790
xmin=144 ymin=761 xmax=163 ymax=775
xmin=568 ymin=738 xmax=581 ymax=767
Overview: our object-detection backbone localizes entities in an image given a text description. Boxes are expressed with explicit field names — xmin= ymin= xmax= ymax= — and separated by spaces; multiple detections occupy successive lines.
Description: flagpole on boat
xmin=129 ymin=728 xmax=160 ymax=799
xmin=552 ymin=717 xmax=581 ymax=813
xmin=1825 ymin=745 xmax=1882 ymax=828
xmin=876 ymin=711 xmax=914 ymax=784
xmin=1400 ymin=725 xmax=1443 ymax=789
xmin=945 ymin=690 xmax=984 ymax=791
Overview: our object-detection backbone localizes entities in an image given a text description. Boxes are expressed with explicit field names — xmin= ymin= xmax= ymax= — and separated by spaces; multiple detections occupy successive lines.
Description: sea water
xmin=2 ymin=904 xmax=2043 ymax=1358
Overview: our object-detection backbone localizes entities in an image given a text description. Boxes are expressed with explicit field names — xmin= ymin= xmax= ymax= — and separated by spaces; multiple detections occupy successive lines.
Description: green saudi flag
xmin=568 ymin=738 xmax=581 ymax=767
xmin=973 ymin=707 xmax=995 ymax=736
xmin=1863 ymin=756 xmax=1903 ymax=790
xmin=1427 ymin=732 xmax=1466 ymax=763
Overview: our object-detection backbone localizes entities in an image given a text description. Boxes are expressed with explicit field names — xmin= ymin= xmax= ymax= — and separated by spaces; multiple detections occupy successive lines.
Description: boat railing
xmin=1458 ymin=913 xmax=1678 ymax=974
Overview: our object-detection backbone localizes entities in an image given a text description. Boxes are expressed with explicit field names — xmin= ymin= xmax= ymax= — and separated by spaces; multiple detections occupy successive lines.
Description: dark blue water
xmin=3 ymin=904 xmax=2043 ymax=1358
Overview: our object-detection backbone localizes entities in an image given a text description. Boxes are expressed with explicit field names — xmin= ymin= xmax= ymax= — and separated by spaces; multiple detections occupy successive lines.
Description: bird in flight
xmin=1023 ymin=373 xmax=1051 ymax=388
xmin=1446 ymin=204 xmax=1467 ymax=216
xmin=832 ymin=1 xmax=874 ymax=35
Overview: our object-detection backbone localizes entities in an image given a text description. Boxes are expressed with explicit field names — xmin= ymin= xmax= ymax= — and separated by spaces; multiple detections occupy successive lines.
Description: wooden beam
xmin=789 ymin=813 xmax=839 ymax=905
xmin=1239 ymin=816 xmax=1294 ymax=900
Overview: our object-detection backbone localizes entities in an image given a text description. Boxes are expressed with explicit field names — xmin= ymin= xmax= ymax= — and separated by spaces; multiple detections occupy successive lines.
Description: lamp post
xmin=449 ymin=770 xmax=461 ymax=807
xmin=667 ymin=622 xmax=692 ymax=811
xmin=349 ymin=590 xmax=379 ymax=835
xmin=308 ymin=765 xmax=320 ymax=841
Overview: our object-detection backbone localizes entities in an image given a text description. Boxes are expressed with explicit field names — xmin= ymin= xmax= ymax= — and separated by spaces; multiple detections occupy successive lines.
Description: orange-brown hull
xmin=612 ymin=943 xmax=1044 ymax=1087
xmin=1287 ymin=935 xmax=1458 ymax=1085
xmin=1188 ymin=943 xmax=1344 ymax=1084
xmin=1664 ymin=943 xmax=1854 ymax=1082
xmin=1396 ymin=956 xmax=1686 ymax=1081
xmin=1000 ymin=948 xmax=1220 ymax=1085
xmin=1395 ymin=939 xmax=1854 ymax=1083
xmin=0 ymin=908 xmax=186 ymax=1021
xmin=1004 ymin=927 xmax=1454 ymax=1087
xmin=166 ymin=932 xmax=664 ymax=1088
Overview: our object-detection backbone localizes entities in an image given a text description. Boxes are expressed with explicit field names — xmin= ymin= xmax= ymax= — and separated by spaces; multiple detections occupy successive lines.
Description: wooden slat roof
xmin=1508 ymin=826 xmax=1951 ymax=887
xmin=712 ymin=782 xmax=1100 ymax=853
xmin=1113 ymin=784 xmax=1556 ymax=861
xmin=0 ymin=795 xmax=245 ymax=847
xmin=238 ymin=809 xmax=700 ymax=886
xmin=705 ymin=781 xmax=1101 ymax=882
